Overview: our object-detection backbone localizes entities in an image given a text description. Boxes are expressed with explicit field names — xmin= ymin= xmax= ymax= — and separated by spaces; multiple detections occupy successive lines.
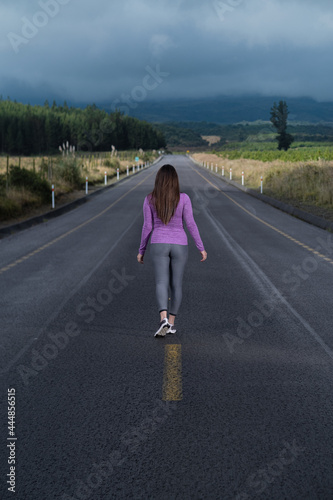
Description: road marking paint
xmin=163 ymin=345 xmax=182 ymax=401
xmin=191 ymin=166 xmax=333 ymax=266
xmin=0 ymin=171 xmax=156 ymax=276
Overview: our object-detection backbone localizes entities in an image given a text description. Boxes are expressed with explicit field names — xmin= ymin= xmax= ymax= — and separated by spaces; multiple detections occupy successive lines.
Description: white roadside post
xmin=230 ymin=168 xmax=232 ymax=180
xmin=216 ymin=164 xmax=218 ymax=173
xmin=127 ymin=166 xmax=129 ymax=176
xmin=222 ymin=166 xmax=224 ymax=176
xmin=242 ymin=172 xmax=244 ymax=186
xmin=104 ymin=171 xmax=107 ymax=185
xmin=261 ymin=176 xmax=263 ymax=194
xmin=86 ymin=177 xmax=88 ymax=195
xmin=211 ymin=163 xmax=213 ymax=171
xmin=52 ymin=185 xmax=55 ymax=209
xmin=133 ymin=165 xmax=135 ymax=174
xmin=117 ymin=168 xmax=119 ymax=181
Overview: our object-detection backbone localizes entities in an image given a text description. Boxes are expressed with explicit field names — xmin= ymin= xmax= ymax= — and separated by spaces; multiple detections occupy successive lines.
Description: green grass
xmin=213 ymin=142 xmax=333 ymax=162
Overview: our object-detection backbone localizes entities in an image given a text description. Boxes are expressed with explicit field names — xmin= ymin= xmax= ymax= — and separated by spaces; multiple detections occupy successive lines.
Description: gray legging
xmin=150 ymin=243 xmax=189 ymax=316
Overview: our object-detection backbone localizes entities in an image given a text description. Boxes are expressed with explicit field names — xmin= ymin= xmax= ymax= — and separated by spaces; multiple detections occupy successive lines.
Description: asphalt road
xmin=1 ymin=155 xmax=333 ymax=500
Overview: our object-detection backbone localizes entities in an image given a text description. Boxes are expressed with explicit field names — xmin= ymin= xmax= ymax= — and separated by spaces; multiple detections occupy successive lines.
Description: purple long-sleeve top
xmin=138 ymin=192 xmax=205 ymax=255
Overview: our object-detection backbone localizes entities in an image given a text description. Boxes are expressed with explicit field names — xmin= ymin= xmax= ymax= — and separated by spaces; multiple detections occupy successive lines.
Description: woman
xmin=137 ymin=164 xmax=207 ymax=337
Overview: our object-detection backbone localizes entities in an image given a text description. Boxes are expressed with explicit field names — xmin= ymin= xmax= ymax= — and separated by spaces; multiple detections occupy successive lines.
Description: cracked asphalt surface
xmin=1 ymin=155 xmax=333 ymax=499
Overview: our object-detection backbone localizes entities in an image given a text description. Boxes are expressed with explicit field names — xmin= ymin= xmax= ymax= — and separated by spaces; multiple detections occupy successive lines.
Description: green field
xmin=213 ymin=142 xmax=333 ymax=162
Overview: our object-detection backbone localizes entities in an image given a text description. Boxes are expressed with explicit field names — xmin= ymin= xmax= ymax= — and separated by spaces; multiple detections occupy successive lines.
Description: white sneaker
xmin=166 ymin=324 xmax=176 ymax=334
xmin=154 ymin=318 xmax=171 ymax=337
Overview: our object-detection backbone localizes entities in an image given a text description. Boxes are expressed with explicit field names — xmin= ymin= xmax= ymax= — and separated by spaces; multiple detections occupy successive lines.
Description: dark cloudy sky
xmin=1 ymin=0 xmax=333 ymax=105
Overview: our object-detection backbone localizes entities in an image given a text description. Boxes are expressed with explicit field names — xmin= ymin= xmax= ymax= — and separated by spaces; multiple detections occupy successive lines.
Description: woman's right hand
xmin=200 ymin=250 xmax=207 ymax=262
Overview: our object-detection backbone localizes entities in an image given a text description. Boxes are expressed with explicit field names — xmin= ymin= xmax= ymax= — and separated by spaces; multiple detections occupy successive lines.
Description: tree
xmin=270 ymin=100 xmax=294 ymax=151
xmin=0 ymin=98 xmax=166 ymax=155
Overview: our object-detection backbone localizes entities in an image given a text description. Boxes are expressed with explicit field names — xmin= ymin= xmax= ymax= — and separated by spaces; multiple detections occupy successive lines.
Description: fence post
xmin=6 ymin=155 xmax=9 ymax=191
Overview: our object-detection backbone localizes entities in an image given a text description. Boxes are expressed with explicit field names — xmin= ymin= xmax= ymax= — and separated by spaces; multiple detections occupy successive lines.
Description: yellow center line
xmin=0 ymin=171 xmax=155 ymax=276
xmin=191 ymin=165 xmax=333 ymax=265
xmin=163 ymin=345 xmax=182 ymax=401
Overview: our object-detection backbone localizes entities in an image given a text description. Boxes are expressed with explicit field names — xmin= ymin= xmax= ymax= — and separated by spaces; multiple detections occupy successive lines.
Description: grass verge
xmin=192 ymin=152 xmax=333 ymax=221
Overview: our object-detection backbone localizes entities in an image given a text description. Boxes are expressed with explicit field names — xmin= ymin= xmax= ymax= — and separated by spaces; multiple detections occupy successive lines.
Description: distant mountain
xmin=121 ymin=96 xmax=333 ymax=124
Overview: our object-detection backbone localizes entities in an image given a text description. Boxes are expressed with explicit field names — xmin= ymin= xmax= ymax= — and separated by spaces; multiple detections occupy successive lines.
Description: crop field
xmin=214 ymin=142 xmax=333 ymax=163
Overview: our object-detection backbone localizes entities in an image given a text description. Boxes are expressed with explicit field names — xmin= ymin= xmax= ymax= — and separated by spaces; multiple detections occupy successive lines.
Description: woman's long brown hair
xmin=148 ymin=164 xmax=180 ymax=225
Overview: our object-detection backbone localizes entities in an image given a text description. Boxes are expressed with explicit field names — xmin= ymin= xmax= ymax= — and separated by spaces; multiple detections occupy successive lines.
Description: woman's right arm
xmin=183 ymin=194 xmax=206 ymax=255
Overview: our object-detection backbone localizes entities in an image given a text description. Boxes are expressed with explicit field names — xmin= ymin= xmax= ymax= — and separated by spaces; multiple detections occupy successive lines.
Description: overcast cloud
xmin=1 ymin=0 xmax=333 ymax=105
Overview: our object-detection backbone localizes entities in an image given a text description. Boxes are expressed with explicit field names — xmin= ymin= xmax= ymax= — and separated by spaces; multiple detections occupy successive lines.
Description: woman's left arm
xmin=137 ymin=197 xmax=153 ymax=263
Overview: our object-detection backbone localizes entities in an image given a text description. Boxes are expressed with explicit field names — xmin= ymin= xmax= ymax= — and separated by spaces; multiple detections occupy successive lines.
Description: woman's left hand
xmin=137 ymin=253 xmax=144 ymax=264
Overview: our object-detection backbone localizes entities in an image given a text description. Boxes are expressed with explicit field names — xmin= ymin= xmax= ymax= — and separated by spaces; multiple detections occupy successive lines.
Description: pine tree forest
xmin=0 ymin=98 xmax=166 ymax=155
